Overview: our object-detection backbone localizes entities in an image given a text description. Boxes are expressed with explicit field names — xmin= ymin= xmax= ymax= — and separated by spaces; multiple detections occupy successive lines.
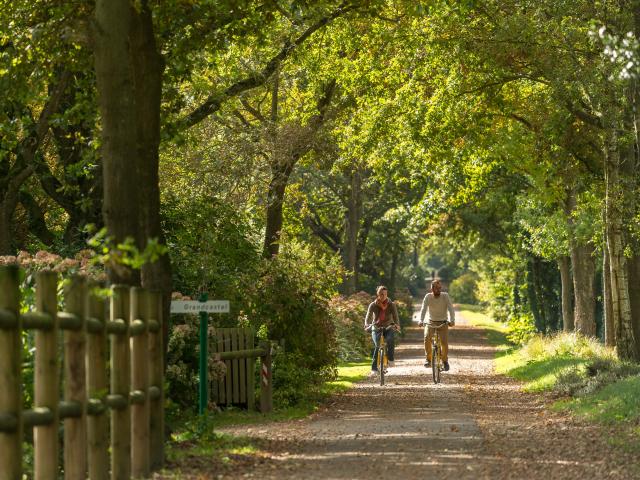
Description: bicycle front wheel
xmin=431 ymin=343 xmax=440 ymax=384
xmin=378 ymin=349 xmax=385 ymax=386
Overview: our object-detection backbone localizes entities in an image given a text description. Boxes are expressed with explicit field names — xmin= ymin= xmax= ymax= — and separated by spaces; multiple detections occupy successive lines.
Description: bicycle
xmin=428 ymin=321 xmax=449 ymax=384
xmin=367 ymin=324 xmax=396 ymax=386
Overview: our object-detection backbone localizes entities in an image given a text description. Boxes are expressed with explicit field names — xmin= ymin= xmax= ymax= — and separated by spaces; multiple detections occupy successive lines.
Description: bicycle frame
xmin=371 ymin=325 xmax=394 ymax=386
xmin=428 ymin=322 xmax=447 ymax=384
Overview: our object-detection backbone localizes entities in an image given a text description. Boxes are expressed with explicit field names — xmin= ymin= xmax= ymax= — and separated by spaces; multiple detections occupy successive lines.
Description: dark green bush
xmin=329 ymin=292 xmax=371 ymax=361
xmin=449 ymin=272 xmax=479 ymax=304
xmin=271 ymin=350 xmax=336 ymax=408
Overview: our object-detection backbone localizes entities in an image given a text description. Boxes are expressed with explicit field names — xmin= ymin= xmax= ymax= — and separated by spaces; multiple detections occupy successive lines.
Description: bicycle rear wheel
xmin=431 ymin=343 xmax=440 ymax=384
xmin=378 ymin=348 xmax=385 ymax=386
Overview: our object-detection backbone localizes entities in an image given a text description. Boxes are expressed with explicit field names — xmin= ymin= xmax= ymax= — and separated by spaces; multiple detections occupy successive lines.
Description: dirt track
xmin=163 ymin=309 xmax=639 ymax=479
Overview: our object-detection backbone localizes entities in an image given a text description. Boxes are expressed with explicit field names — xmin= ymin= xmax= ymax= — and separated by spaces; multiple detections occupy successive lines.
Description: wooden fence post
xmin=110 ymin=285 xmax=131 ymax=480
xmin=130 ymin=287 xmax=149 ymax=478
xmin=87 ymin=282 xmax=109 ymax=480
xmin=148 ymin=291 xmax=164 ymax=471
xmin=246 ymin=329 xmax=255 ymax=412
xmin=34 ymin=270 xmax=59 ymax=480
xmin=0 ymin=265 xmax=22 ymax=480
xmin=63 ymin=275 xmax=88 ymax=480
xmin=260 ymin=343 xmax=272 ymax=413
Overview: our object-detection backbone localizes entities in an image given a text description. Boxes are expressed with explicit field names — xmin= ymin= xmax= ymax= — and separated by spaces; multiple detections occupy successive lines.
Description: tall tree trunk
xmin=0 ymin=206 xmax=13 ymax=254
xmin=343 ymin=168 xmax=361 ymax=295
xmin=602 ymin=244 xmax=615 ymax=346
xmin=94 ymin=0 xmax=142 ymax=285
xmin=630 ymin=2 xmax=640 ymax=359
xmin=558 ymin=256 xmax=574 ymax=331
xmin=566 ymin=188 xmax=597 ymax=336
xmin=263 ymin=159 xmax=294 ymax=258
xmin=571 ymin=243 xmax=596 ymax=336
xmin=130 ymin=2 xmax=173 ymax=360
xmin=0 ymin=72 xmax=69 ymax=255
xmin=262 ymin=79 xmax=336 ymax=258
xmin=528 ymin=257 xmax=543 ymax=332
xmin=604 ymin=129 xmax=637 ymax=360
xmin=627 ymin=256 xmax=640 ymax=358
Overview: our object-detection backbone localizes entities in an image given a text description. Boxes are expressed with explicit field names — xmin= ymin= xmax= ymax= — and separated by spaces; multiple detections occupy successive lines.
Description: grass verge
xmin=458 ymin=306 xmax=640 ymax=453
xmin=457 ymin=304 xmax=509 ymax=349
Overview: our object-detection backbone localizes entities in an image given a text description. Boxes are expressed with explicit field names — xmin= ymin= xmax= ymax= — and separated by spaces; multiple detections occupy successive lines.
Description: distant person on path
xmin=418 ymin=279 xmax=455 ymax=371
xmin=364 ymin=285 xmax=400 ymax=373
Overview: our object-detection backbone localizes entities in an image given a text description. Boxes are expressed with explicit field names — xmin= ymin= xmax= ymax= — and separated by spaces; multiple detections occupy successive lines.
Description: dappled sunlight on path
xmin=162 ymin=307 xmax=639 ymax=480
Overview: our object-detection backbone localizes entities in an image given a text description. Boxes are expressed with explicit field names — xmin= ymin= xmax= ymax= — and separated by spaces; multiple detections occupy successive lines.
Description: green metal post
xmin=198 ymin=293 xmax=208 ymax=415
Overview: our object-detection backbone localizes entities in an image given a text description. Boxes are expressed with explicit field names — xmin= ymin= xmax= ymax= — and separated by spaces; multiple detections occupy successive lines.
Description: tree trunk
xmin=343 ymin=168 xmax=361 ymax=295
xmin=130 ymin=2 xmax=173 ymax=356
xmin=263 ymin=159 xmax=294 ymax=258
xmin=94 ymin=0 xmax=142 ymax=285
xmin=570 ymin=242 xmax=596 ymax=336
xmin=0 ymin=205 xmax=12 ymax=254
xmin=566 ymin=187 xmax=596 ymax=336
xmin=604 ymin=129 xmax=637 ymax=360
xmin=0 ymin=72 xmax=69 ymax=255
xmin=602 ymin=239 xmax=615 ymax=346
xmin=528 ymin=257 xmax=543 ymax=332
xmin=626 ymin=256 xmax=640 ymax=358
xmin=558 ymin=256 xmax=574 ymax=331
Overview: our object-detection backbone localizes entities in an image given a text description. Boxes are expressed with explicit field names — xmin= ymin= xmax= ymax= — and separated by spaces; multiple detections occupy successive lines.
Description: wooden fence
xmin=0 ymin=265 xmax=164 ymax=480
xmin=210 ymin=328 xmax=272 ymax=413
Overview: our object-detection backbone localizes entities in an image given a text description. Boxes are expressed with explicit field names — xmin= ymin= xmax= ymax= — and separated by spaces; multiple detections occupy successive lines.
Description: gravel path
xmin=164 ymin=307 xmax=639 ymax=479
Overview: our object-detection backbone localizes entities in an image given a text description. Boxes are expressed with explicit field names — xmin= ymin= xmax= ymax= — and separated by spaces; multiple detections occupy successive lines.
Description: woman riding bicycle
xmin=418 ymin=279 xmax=455 ymax=371
xmin=364 ymin=286 xmax=400 ymax=374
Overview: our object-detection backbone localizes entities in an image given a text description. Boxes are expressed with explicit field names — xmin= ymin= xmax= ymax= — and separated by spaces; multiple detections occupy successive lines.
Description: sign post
xmin=198 ymin=293 xmax=208 ymax=415
xmin=170 ymin=296 xmax=230 ymax=415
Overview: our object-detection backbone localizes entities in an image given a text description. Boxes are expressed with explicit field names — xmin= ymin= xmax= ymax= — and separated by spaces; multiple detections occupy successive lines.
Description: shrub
xmin=271 ymin=349 xmax=336 ymax=408
xmin=329 ymin=292 xmax=371 ymax=362
xmin=449 ymin=272 xmax=479 ymax=304
xmin=506 ymin=312 xmax=537 ymax=345
xmin=556 ymin=356 xmax=640 ymax=398
xmin=165 ymin=311 xmax=227 ymax=410
xmin=244 ymin=243 xmax=342 ymax=372
xmin=393 ymin=288 xmax=414 ymax=329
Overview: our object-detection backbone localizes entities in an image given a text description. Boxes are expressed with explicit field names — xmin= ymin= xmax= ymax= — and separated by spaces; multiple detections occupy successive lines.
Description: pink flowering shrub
xmin=0 ymin=249 xmax=104 ymax=278
xmin=165 ymin=312 xmax=228 ymax=409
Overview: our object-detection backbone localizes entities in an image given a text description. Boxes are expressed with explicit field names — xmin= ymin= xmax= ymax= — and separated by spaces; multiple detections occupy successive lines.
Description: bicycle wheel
xmin=431 ymin=343 xmax=440 ymax=384
xmin=378 ymin=348 xmax=385 ymax=386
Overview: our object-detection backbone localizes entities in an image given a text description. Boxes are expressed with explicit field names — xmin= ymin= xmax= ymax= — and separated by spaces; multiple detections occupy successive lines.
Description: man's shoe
xmin=443 ymin=361 xmax=450 ymax=371
xmin=388 ymin=361 xmax=395 ymax=368
xmin=423 ymin=361 xmax=430 ymax=368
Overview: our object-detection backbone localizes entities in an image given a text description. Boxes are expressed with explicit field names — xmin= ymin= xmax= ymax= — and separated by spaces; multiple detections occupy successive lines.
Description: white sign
xmin=170 ymin=300 xmax=230 ymax=314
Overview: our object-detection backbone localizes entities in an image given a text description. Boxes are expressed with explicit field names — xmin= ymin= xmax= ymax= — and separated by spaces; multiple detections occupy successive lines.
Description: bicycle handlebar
xmin=423 ymin=321 xmax=451 ymax=329
xmin=365 ymin=324 xmax=398 ymax=332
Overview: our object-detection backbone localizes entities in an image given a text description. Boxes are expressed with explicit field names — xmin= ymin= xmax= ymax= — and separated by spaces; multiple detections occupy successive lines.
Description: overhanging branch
xmin=179 ymin=2 xmax=353 ymax=130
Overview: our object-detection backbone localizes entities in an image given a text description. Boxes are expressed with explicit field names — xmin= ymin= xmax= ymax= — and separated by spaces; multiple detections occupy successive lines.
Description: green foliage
xmin=247 ymin=243 xmax=341 ymax=371
xmin=498 ymin=331 xmax=640 ymax=437
xmin=163 ymin=192 xmax=347 ymax=409
xmin=497 ymin=332 xmax=617 ymax=392
xmin=555 ymin=357 xmax=640 ymax=398
xmin=329 ymin=292 xmax=372 ymax=361
xmin=87 ymin=228 xmax=168 ymax=271
xmin=271 ymin=350 xmax=336 ymax=408
xmin=393 ymin=288 xmax=414 ymax=329
xmin=448 ymin=272 xmax=478 ymax=304
xmin=505 ymin=312 xmax=537 ymax=345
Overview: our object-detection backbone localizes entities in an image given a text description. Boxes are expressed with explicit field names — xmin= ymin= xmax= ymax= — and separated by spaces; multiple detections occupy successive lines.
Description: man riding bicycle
xmin=418 ymin=279 xmax=455 ymax=371
xmin=364 ymin=286 xmax=400 ymax=373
